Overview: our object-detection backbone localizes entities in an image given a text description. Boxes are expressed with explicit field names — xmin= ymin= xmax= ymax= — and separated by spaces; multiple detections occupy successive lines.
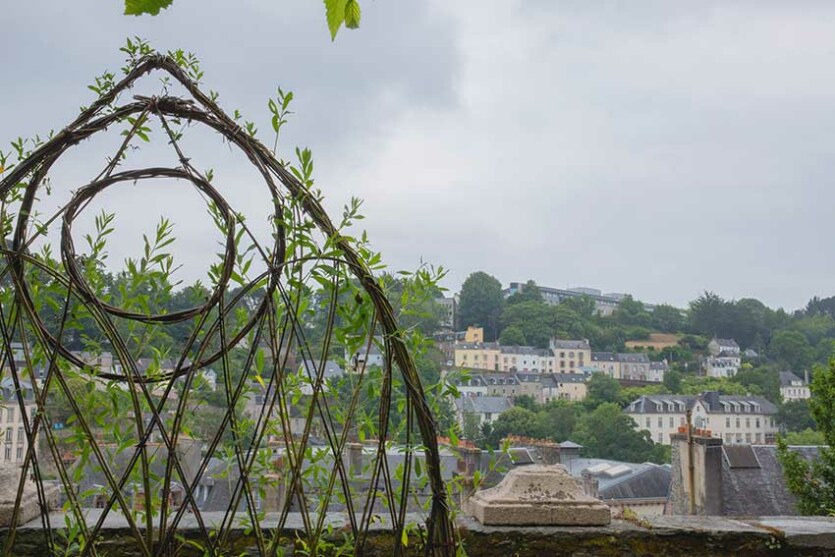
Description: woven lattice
xmin=0 ymin=54 xmax=454 ymax=556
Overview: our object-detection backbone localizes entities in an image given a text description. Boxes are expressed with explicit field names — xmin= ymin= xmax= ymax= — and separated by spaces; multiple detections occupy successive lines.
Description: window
xmin=745 ymin=433 xmax=751 ymax=443
xmin=745 ymin=418 xmax=750 ymax=428
xmin=657 ymin=417 xmax=662 ymax=428
xmin=736 ymin=418 xmax=740 ymax=428
xmin=726 ymin=417 xmax=731 ymax=428
xmin=755 ymin=418 xmax=760 ymax=428
xmin=6 ymin=407 xmax=13 ymax=422
xmin=645 ymin=417 xmax=651 ymax=427
xmin=569 ymin=352 xmax=575 ymax=358
xmin=560 ymin=352 xmax=565 ymax=358
xmin=669 ymin=417 xmax=674 ymax=428
xmin=657 ymin=433 xmax=663 ymax=443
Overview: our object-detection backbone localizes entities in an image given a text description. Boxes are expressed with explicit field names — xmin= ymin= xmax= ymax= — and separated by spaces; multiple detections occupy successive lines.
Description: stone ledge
xmin=1 ymin=512 xmax=834 ymax=556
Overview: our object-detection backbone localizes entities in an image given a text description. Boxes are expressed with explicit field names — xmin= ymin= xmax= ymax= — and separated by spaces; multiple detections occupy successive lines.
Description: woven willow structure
xmin=0 ymin=54 xmax=454 ymax=556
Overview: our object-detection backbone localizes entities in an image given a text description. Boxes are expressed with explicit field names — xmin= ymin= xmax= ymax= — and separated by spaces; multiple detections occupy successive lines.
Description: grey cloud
xmin=3 ymin=1 xmax=835 ymax=311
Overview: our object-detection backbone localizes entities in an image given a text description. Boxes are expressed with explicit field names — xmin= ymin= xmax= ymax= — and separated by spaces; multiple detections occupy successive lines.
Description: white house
xmin=625 ymin=391 xmax=779 ymax=446
xmin=779 ymin=371 xmax=811 ymax=402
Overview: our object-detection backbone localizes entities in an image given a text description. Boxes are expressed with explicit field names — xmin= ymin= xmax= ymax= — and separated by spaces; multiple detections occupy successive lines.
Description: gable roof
xmin=779 ymin=371 xmax=804 ymax=387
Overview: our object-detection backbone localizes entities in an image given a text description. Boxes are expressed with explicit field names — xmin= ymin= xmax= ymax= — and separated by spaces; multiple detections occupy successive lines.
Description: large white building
xmin=779 ymin=371 xmax=811 ymax=402
xmin=625 ymin=391 xmax=779 ymax=446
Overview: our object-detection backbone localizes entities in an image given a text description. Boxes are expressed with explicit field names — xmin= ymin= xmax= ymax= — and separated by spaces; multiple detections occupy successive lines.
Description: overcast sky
xmin=3 ymin=1 xmax=835 ymax=311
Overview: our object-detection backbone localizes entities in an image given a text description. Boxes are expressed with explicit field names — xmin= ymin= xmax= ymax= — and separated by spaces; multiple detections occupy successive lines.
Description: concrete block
xmin=465 ymin=464 xmax=611 ymax=526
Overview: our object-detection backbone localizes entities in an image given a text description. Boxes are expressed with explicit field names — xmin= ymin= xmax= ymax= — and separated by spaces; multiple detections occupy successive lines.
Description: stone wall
xmin=3 ymin=513 xmax=835 ymax=556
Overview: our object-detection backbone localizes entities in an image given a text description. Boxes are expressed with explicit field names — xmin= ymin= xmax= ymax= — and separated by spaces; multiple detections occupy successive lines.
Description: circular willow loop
xmin=60 ymin=167 xmax=236 ymax=324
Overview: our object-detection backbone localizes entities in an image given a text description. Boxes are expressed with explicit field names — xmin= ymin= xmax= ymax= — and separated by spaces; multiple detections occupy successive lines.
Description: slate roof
xmin=551 ymin=339 xmax=590 ymax=350
xmin=500 ymin=345 xmax=551 ymax=357
xmin=591 ymin=352 xmax=617 ymax=362
xmin=300 ymin=359 xmax=344 ymax=380
xmin=721 ymin=445 xmax=820 ymax=516
xmin=779 ymin=371 xmax=805 ymax=387
xmin=650 ymin=361 xmax=669 ymax=371
xmin=618 ymin=353 xmax=650 ymax=363
xmin=455 ymin=396 xmax=513 ymax=415
xmin=626 ymin=392 xmax=778 ymax=415
xmin=713 ymin=338 xmax=740 ymax=349
xmin=455 ymin=342 xmax=500 ymax=350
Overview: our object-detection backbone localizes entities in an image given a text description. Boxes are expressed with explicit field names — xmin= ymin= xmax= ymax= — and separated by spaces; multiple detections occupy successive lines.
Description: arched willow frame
xmin=0 ymin=54 xmax=454 ymax=556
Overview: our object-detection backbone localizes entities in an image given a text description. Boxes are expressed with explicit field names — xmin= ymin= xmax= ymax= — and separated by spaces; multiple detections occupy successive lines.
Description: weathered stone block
xmin=0 ymin=467 xmax=57 ymax=528
xmin=465 ymin=464 xmax=611 ymax=526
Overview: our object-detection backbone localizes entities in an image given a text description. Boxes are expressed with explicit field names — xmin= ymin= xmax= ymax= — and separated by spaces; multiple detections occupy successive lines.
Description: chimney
xmin=347 ymin=443 xmax=364 ymax=478
xmin=805 ymin=369 xmax=810 ymax=385
xmin=669 ymin=428 xmax=723 ymax=515
xmin=581 ymin=471 xmax=599 ymax=499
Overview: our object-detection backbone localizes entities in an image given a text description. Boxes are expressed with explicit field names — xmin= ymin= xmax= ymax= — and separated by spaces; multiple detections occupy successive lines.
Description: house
xmin=702 ymin=355 xmax=741 ymax=378
xmin=590 ymin=352 xmax=618 ymax=377
xmin=588 ymin=352 xmax=660 ymax=382
xmin=619 ymin=353 xmax=651 ymax=381
xmin=779 ymin=371 xmax=811 ymax=402
xmin=454 ymin=342 xmax=501 ymax=371
xmin=648 ymin=361 xmax=669 ymax=383
xmin=625 ymin=391 xmax=779 ymax=446
xmin=454 ymin=396 xmax=513 ymax=429
xmin=498 ymin=345 xmax=554 ymax=373
xmin=549 ymin=339 xmax=591 ymax=373
xmin=0 ymin=378 xmax=36 ymax=465
xmin=538 ymin=373 xmax=588 ymax=403
xmin=708 ymin=338 xmax=740 ymax=357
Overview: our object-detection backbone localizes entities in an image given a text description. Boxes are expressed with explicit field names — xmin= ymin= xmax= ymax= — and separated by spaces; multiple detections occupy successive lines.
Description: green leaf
xmin=124 ymin=0 xmax=173 ymax=16
xmin=345 ymin=0 xmax=361 ymax=29
xmin=324 ymin=0 xmax=348 ymax=40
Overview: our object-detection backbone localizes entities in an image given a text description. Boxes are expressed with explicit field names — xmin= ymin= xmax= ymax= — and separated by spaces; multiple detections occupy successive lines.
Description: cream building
xmin=625 ymin=391 xmax=779 ymax=446
xmin=549 ymin=339 xmax=591 ymax=373
xmin=454 ymin=342 xmax=501 ymax=371
xmin=0 ymin=379 xmax=36 ymax=465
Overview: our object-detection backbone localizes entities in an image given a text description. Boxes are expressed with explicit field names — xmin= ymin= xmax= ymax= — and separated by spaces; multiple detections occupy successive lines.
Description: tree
xmin=585 ymin=372 xmax=623 ymax=408
xmin=731 ymin=366 xmax=781 ymax=404
xmin=612 ymin=295 xmax=651 ymax=328
xmin=663 ymin=369 xmax=683 ymax=393
xmin=778 ymin=400 xmax=816 ymax=433
xmin=574 ymin=403 xmax=666 ymax=463
xmin=769 ymin=330 xmax=813 ymax=372
xmin=651 ymin=304 xmax=685 ymax=333
xmin=778 ymin=358 xmax=835 ymax=515
xmin=458 ymin=272 xmax=504 ymax=341
xmin=485 ymin=406 xmax=537 ymax=447
xmin=499 ymin=325 xmax=527 ymax=346
xmin=506 ymin=280 xmax=543 ymax=305
xmin=500 ymin=301 xmax=554 ymax=349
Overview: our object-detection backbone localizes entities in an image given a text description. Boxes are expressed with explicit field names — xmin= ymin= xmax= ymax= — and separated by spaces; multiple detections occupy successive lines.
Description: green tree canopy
xmin=778 ymin=358 xmax=835 ymax=515
xmin=458 ymin=271 xmax=505 ymax=341
xmin=574 ymin=403 xmax=666 ymax=463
